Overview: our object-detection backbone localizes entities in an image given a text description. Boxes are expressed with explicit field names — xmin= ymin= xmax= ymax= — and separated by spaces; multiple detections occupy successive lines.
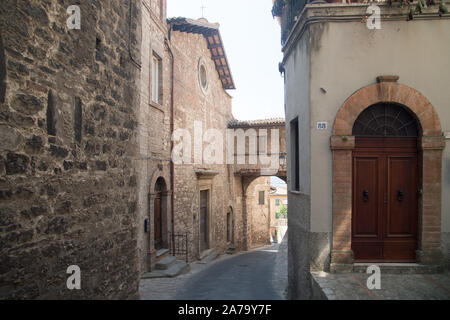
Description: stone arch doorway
xmin=330 ymin=79 xmax=445 ymax=271
xmin=154 ymin=177 xmax=168 ymax=251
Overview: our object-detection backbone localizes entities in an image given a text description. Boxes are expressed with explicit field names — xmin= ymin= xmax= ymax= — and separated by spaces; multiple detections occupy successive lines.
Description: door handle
xmin=397 ymin=190 xmax=404 ymax=202
xmin=363 ymin=190 xmax=369 ymax=202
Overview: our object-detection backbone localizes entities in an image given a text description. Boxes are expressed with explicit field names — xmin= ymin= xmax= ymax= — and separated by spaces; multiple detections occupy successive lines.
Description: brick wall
xmin=0 ymin=0 xmax=142 ymax=299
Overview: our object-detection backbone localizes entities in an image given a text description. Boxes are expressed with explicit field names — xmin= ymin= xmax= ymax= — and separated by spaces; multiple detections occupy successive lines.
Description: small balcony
xmin=272 ymin=0 xmax=307 ymax=45
xmin=272 ymin=0 xmax=359 ymax=45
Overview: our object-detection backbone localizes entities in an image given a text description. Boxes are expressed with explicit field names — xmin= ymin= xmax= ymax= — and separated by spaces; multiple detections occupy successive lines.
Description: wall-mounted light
xmin=279 ymin=153 xmax=287 ymax=168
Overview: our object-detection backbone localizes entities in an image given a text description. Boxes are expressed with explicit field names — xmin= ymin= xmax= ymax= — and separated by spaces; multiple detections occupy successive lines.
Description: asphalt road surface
xmin=174 ymin=244 xmax=283 ymax=300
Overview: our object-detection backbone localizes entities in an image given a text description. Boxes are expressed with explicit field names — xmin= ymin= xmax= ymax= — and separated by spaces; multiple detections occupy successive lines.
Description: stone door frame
xmin=330 ymin=78 xmax=445 ymax=272
xmin=148 ymin=170 xmax=171 ymax=271
xmin=198 ymin=180 xmax=213 ymax=257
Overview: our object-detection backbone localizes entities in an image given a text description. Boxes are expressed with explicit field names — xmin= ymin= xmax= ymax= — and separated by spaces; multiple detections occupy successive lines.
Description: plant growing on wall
xmin=272 ymin=0 xmax=289 ymax=17
xmin=399 ymin=0 xmax=449 ymax=19
xmin=272 ymin=0 xmax=448 ymax=18
xmin=276 ymin=203 xmax=288 ymax=219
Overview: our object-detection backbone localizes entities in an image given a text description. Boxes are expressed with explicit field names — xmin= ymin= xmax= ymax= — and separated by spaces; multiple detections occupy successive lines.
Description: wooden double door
xmin=200 ymin=190 xmax=209 ymax=252
xmin=352 ymin=137 xmax=419 ymax=262
xmin=154 ymin=193 xmax=163 ymax=250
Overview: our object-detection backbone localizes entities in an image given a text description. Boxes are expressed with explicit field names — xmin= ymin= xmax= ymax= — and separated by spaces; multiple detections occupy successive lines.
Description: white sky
xmin=167 ymin=0 xmax=284 ymax=121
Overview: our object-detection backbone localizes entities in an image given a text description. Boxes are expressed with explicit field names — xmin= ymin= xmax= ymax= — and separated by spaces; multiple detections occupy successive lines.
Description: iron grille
xmin=280 ymin=0 xmax=308 ymax=45
xmin=169 ymin=232 xmax=189 ymax=263
xmin=352 ymin=103 xmax=420 ymax=137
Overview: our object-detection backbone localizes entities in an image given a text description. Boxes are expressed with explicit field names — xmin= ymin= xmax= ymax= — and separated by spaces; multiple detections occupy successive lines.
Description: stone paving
xmin=312 ymin=271 xmax=450 ymax=300
xmin=139 ymin=238 xmax=288 ymax=300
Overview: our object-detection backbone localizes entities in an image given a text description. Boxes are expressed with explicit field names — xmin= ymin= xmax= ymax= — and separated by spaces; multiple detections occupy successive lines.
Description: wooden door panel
xmin=352 ymin=137 xmax=418 ymax=262
xmin=353 ymin=157 xmax=380 ymax=238
xmin=154 ymin=195 xmax=162 ymax=250
xmin=200 ymin=190 xmax=209 ymax=252
xmin=352 ymin=243 xmax=383 ymax=261
xmin=386 ymin=156 xmax=417 ymax=237
xmin=383 ymin=242 xmax=417 ymax=261
xmin=200 ymin=208 xmax=207 ymax=249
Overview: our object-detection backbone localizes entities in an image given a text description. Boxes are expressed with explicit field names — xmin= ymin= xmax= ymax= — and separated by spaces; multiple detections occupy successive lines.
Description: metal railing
xmin=278 ymin=0 xmax=309 ymax=45
xmin=169 ymin=232 xmax=189 ymax=263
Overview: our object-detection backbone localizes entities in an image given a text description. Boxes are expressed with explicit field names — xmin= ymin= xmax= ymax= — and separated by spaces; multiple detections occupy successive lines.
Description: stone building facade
xmin=246 ymin=177 xmax=272 ymax=249
xmin=0 ymin=0 xmax=143 ymax=299
xmin=168 ymin=17 xmax=237 ymax=260
xmin=276 ymin=1 xmax=450 ymax=299
xmin=167 ymin=18 xmax=282 ymax=260
xmin=137 ymin=0 xmax=173 ymax=274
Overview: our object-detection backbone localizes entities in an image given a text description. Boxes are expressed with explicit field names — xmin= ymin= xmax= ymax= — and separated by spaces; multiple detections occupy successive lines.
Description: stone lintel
xmin=195 ymin=169 xmax=219 ymax=180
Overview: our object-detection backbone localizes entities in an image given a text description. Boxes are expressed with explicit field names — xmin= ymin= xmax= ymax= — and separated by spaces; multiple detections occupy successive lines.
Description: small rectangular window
xmin=259 ymin=191 xmax=265 ymax=205
xmin=276 ymin=199 xmax=280 ymax=206
xmin=290 ymin=117 xmax=300 ymax=191
xmin=151 ymin=54 xmax=161 ymax=104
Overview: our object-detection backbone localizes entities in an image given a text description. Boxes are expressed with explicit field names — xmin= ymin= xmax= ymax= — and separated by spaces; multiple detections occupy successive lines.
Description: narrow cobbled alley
xmin=140 ymin=237 xmax=288 ymax=300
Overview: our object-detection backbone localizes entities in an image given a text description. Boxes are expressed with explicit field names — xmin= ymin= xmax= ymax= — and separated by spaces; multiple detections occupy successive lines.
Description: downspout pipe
xmin=164 ymin=30 xmax=176 ymax=256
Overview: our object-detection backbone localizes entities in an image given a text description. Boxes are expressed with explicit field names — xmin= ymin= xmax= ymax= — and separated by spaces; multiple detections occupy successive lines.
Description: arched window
xmin=352 ymin=103 xmax=420 ymax=137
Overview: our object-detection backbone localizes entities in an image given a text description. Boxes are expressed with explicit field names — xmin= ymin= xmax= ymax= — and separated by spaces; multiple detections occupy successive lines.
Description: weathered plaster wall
xmin=308 ymin=18 xmax=450 ymax=268
xmin=284 ymin=27 xmax=312 ymax=299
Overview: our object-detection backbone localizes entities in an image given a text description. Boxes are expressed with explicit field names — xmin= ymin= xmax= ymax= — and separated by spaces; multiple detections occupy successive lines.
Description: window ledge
xmin=149 ymin=101 xmax=165 ymax=112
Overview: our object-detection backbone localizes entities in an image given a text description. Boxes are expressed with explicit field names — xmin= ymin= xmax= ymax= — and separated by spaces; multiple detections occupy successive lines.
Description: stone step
xmin=165 ymin=260 xmax=190 ymax=277
xmin=155 ymin=255 xmax=177 ymax=270
xmin=155 ymin=248 xmax=170 ymax=259
xmin=199 ymin=248 xmax=214 ymax=260
xmin=141 ymin=260 xmax=190 ymax=279
xmin=352 ymin=263 xmax=444 ymax=274
xmin=226 ymin=245 xmax=236 ymax=255
xmin=199 ymin=249 xmax=219 ymax=264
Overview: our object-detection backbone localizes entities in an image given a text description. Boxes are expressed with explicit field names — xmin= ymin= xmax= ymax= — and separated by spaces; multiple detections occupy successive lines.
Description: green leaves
xmin=439 ymin=3 xmax=449 ymax=14
xmin=416 ymin=0 xmax=427 ymax=13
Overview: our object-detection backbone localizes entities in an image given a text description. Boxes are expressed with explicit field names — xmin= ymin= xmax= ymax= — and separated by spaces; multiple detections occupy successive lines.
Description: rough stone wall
xmin=0 ymin=0 xmax=142 ymax=299
xmin=170 ymin=29 xmax=237 ymax=260
xmin=137 ymin=0 xmax=172 ymax=274
xmin=247 ymin=176 xmax=271 ymax=249
xmin=232 ymin=176 xmax=245 ymax=251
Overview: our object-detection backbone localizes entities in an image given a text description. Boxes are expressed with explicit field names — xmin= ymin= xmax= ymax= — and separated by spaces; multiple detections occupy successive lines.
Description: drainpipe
xmin=164 ymin=30 xmax=175 ymax=256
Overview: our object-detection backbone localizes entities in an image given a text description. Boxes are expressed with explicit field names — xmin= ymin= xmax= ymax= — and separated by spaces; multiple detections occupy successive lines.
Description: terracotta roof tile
xmin=228 ymin=118 xmax=285 ymax=128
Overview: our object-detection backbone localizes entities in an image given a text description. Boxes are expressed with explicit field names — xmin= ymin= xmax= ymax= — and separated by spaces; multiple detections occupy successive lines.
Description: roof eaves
xmin=228 ymin=118 xmax=286 ymax=128
xmin=167 ymin=17 xmax=235 ymax=90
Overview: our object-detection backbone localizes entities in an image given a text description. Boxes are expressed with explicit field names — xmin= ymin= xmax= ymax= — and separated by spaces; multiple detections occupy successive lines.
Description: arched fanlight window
xmin=352 ymin=103 xmax=420 ymax=137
